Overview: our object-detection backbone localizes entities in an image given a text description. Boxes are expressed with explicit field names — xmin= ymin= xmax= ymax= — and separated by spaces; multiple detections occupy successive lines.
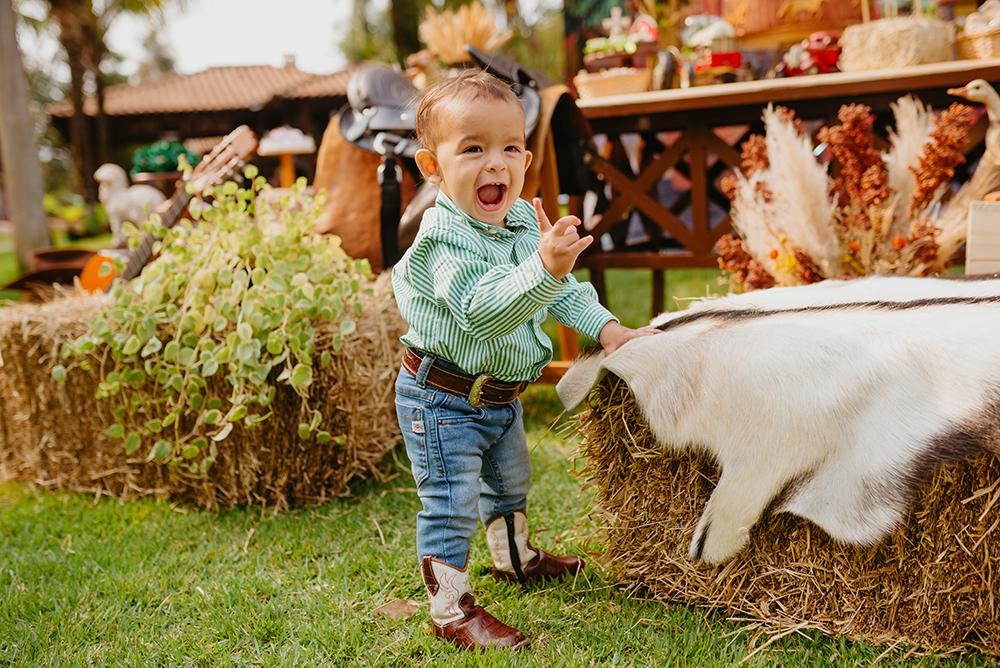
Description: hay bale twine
xmin=579 ymin=375 xmax=999 ymax=655
xmin=0 ymin=274 xmax=406 ymax=508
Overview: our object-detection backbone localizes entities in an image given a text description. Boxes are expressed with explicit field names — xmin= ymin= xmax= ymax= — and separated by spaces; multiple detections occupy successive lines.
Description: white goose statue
xmin=934 ymin=79 xmax=1000 ymax=261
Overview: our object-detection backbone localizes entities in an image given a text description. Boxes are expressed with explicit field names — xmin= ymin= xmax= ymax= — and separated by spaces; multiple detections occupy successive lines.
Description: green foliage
xmin=42 ymin=192 xmax=88 ymax=223
xmin=500 ymin=8 xmax=566 ymax=84
xmin=60 ymin=168 xmax=372 ymax=472
xmin=42 ymin=192 xmax=110 ymax=235
xmin=566 ymin=0 xmax=623 ymax=31
xmin=339 ymin=0 xmax=398 ymax=64
xmin=339 ymin=0 xmax=566 ymax=82
xmin=131 ymin=139 xmax=201 ymax=174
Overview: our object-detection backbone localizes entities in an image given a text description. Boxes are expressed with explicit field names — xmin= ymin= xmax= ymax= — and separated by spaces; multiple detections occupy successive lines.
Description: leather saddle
xmin=338 ymin=47 xmax=543 ymax=268
xmin=338 ymin=65 xmax=420 ymax=160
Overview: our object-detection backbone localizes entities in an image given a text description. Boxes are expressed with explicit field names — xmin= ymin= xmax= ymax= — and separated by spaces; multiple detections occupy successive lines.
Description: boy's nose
xmin=485 ymin=150 xmax=506 ymax=171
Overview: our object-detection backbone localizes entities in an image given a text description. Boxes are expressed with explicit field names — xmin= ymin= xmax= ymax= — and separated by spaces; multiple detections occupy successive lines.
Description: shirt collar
xmin=436 ymin=191 xmax=527 ymax=236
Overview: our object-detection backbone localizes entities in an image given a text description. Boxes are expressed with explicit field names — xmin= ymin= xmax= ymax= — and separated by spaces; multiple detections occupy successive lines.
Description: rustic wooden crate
xmin=965 ymin=200 xmax=1000 ymax=274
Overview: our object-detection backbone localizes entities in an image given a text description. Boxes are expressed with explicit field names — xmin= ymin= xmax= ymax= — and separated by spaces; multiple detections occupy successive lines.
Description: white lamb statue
xmin=94 ymin=163 xmax=166 ymax=245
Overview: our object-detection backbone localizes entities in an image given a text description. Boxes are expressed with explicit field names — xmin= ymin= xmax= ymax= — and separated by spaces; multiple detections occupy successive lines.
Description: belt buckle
xmin=468 ymin=374 xmax=492 ymax=407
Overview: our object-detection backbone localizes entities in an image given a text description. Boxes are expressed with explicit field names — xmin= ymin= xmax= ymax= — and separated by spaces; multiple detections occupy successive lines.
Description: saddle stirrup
xmin=374 ymin=133 xmax=403 ymax=267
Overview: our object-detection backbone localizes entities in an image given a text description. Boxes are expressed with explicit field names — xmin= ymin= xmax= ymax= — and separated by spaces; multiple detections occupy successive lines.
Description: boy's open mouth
xmin=476 ymin=183 xmax=507 ymax=211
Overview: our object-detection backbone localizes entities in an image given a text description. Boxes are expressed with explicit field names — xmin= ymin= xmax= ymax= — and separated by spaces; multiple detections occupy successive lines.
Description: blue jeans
xmin=395 ymin=358 xmax=531 ymax=569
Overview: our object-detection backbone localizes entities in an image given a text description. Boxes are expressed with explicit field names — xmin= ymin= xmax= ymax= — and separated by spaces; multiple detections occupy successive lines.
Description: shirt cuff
xmin=514 ymin=252 xmax=565 ymax=305
xmin=572 ymin=302 xmax=618 ymax=341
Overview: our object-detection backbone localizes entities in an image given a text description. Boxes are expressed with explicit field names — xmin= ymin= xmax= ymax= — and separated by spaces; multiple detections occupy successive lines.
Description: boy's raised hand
xmin=534 ymin=197 xmax=593 ymax=280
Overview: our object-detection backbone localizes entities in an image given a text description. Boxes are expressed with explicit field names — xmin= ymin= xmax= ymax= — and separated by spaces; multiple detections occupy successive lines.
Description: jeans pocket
xmin=435 ymin=393 xmax=487 ymax=425
xmin=396 ymin=402 xmax=430 ymax=487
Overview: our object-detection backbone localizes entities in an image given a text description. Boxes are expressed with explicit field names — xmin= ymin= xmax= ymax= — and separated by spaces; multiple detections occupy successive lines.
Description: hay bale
xmin=579 ymin=375 xmax=999 ymax=655
xmin=0 ymin=275 xmax=406 ymax=508
xmin=839 ymin=17 xmax=954 ymax=72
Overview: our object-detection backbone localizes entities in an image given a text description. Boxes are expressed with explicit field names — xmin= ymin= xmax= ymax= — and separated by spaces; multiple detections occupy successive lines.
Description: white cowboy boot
xmin=420 ymin=556 xmax=528 ymax=650
xmin=485 ymin=511 xmax=584 ymax=585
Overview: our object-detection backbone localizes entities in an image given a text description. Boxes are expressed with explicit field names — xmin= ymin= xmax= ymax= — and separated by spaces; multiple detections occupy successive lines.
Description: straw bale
xmin=839 ymin=17 xmax=954 ymax=72
xmin=0 ymin=274 xmax=406 ymax=508
xmin=578 ymin=375 xmax=999 ymax=656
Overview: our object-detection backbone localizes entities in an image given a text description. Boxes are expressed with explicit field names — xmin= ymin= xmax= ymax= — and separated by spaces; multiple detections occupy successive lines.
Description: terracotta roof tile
xmin=278 ymin=70 xmax=353 ymax=99
xmin=49 ymin=65 xmax=350 ymax=118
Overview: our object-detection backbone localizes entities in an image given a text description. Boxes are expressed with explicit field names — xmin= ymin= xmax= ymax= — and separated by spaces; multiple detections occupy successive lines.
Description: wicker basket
xmin=958 ymin=26 xmax=1000 ymax=60
xmin=574 ymin=67 xmax=652 ymax=99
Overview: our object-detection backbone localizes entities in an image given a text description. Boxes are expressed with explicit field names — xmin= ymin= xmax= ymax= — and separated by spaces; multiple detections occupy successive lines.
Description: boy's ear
xmin=415 ymin=148 xmax=441 ymax=184
xmin=523 ymin=149 xmax=533 ymax=172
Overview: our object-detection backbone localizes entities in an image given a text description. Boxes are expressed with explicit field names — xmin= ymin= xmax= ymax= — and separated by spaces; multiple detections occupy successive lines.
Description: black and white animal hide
xmin=557 ymin=275 xmax=1000 ymax=565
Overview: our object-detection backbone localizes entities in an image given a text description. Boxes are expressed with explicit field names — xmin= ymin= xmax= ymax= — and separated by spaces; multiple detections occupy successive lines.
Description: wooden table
xmin=573 ymin=58 xmax=1000 ymax=316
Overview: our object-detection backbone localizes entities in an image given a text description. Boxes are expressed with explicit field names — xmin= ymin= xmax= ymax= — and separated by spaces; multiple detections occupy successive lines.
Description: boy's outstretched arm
xmin=535 ymin=197 xmax=658 ymax=353
xmin=403 ymin=198 xmax=602 ymax=342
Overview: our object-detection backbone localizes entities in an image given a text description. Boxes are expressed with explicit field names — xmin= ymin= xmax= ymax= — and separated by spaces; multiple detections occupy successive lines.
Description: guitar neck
xmin=121 ymin=189 xmax=194 ymax=281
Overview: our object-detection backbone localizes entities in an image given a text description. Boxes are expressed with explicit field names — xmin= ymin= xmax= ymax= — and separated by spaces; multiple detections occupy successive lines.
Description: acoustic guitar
xmin=79 ymin=125 xmax=258 ymax=293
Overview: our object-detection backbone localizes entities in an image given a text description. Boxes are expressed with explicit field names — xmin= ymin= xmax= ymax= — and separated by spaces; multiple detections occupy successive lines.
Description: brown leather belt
xmin=401 ymin=347 xmax=528 ymax=407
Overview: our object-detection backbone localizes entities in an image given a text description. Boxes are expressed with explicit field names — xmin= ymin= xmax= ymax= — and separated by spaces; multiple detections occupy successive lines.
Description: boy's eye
xmin=505 ymin=145 xmax=522 ymax=153
xmin=462 ymin=146 xmax=482 ymax=154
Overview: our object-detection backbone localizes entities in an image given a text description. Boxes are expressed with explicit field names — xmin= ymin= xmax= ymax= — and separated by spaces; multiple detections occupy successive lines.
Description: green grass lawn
xmin=0 ymin=262 xmax=989 ymax=665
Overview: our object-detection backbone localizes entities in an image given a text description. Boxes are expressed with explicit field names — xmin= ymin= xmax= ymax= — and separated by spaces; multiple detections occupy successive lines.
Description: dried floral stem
xmin=908 ymin=103 xmax=974 ymax=218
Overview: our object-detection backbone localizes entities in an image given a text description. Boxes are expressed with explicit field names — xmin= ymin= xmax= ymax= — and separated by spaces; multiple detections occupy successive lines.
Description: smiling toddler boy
xmin=391 ymin=69 xmax=654 ymax=651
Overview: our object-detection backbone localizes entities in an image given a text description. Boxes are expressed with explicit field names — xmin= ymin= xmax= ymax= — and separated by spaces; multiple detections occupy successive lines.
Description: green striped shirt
xmin=392 ymin=193 xmax=616 ymax=381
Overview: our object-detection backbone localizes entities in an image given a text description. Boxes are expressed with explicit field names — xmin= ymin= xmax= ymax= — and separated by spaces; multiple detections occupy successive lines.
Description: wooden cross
xmin=602 ymin=7 xmax=632 ymax=38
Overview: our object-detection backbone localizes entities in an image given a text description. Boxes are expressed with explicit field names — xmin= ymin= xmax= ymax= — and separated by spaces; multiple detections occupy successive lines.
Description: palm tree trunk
xmin=84 ymin=17 xmax=109 ymax=167
xmin=67 ymin=45 xmax=97 ymax=202
xmin=390 ymin=0 xmax=423 ymax=65
xmin=94 ymin=68 xmax=109 ymax=166
xmin=52 ymin=0 xmax=98 ymax=204
xmin=0 ymin=0 xmax=50 ymax=269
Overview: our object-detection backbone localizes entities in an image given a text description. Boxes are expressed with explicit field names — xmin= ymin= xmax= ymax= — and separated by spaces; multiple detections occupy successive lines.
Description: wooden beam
xmin=701 ymin=128 xmax=743 ymax=168
xmin=687 ymin=132 xmax=710 ymax=254
xmin=577 ymin=59 xmax=1000 ymax=119
xmin=588 ymin=134 xmax=691 ymax=239
xmin=580 ymin=251 xmax=717 ymax=269
xmin=652 ymin=269 xmax=665 ymax=318
xmin=591 ymin=154 xmax=697 ymax=249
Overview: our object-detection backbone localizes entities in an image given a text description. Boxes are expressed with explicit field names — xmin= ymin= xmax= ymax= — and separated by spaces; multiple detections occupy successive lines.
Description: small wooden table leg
xmin=590 ymin=267 xmax=608 ymax=306
xmin=278 ymin=153 xmax=296 ymax=188
xmin=652 ymin=268 xmax=665 ymax=319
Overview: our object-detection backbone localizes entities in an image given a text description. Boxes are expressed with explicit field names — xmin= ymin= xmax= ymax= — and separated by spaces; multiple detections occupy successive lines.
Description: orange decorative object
xmin=80 ymin=255 xmax=117 ymax=293
xmin=277 ymin=154 xmax=296 ymax=188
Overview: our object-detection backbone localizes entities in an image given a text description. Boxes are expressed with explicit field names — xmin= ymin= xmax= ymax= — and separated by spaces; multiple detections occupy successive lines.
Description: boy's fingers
xmin=533 ymin=197 xmax=552 ymax=232
xmin=568 ymin=234 xmax=594 ymax=254
xmin=553 ymin=215 xmax=581 ymax=236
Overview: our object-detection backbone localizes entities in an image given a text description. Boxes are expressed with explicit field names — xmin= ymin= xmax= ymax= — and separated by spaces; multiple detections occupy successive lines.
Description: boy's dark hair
xmin=415 ymin=69 xmax=523 ymax=150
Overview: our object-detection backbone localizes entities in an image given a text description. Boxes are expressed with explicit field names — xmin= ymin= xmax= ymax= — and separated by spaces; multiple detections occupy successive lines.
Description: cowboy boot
xmin=485 ymin=511 xmax=585 ymax=585
xmin=420 ymin=556 xmax=529 ymax=651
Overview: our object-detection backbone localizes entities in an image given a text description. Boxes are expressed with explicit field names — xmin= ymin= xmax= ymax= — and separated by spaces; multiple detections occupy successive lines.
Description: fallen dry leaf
xmin=372 ymin=599 xmax=421 ymax=620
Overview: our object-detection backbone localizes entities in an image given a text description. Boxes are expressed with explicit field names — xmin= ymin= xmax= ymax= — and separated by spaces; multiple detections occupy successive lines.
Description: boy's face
xmin=414 ymin=97 xmax=532 ymax=226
